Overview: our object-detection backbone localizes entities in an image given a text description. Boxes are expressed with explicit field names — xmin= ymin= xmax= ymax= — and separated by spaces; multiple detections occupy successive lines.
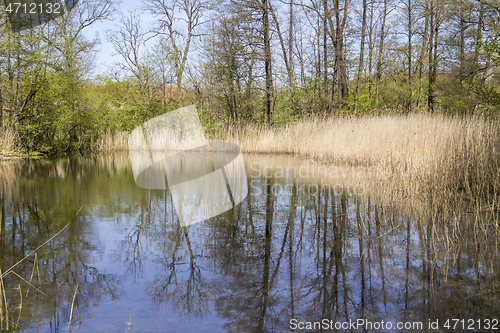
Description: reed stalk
xmin=68 ymin=284 xmax=79 ymax=328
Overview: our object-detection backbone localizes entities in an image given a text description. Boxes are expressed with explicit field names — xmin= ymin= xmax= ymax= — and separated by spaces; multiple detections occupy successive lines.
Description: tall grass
xmin=221 ymin=114 xmax=500 ymax=209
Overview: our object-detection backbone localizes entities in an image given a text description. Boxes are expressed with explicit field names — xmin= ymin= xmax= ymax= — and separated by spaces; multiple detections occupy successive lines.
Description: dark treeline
xmin=1 ymin=0 xmax=500 ymax=152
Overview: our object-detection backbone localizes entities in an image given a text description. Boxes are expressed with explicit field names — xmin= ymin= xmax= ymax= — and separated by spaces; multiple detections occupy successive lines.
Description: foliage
xmin=482 ymin=39 xmax=500 ymax=68
xmin=1 ymin=327 xmax=20 ymax=333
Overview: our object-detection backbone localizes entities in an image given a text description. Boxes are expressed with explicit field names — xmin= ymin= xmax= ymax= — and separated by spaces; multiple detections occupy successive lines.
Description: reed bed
xmin=0 ymin=128 xmax=20 ymax=157
xmin=221 ymin=114 xmax=500 ymax=210
xmin=91 ymin=131 xmax=129 ymax=152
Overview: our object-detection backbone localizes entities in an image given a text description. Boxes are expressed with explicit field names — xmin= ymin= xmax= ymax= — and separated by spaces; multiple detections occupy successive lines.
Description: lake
xmin=0 ymin=153 xmax=499 ymax=332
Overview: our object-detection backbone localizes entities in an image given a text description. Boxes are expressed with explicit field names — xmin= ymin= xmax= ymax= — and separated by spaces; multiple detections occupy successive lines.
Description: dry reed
xmin=68 ymin=284 xmax=80 ymax=328
xmin=221 ymin=114 xmax=500 ymax=210
xmin=0 ymin=128 xmax=20 ymax=157
xmin=91 ymin=131 xmax=129 ymax=152
xmin=0 ymin=207 xmax=84 ymax=331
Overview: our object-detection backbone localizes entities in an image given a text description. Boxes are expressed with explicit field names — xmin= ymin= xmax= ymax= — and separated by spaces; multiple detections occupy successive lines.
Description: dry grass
xmin=221 ymin=114 xmax=500 ymax=208
xmin=0 ymin=127 xmax=20 ymax=158
xmin=91 ymin=131 xmax=129 ymax=152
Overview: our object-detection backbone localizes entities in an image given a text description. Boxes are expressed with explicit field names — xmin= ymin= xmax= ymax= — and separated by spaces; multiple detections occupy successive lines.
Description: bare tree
xmin=144 ymin=0 xmax=208 ymax=104
xmin=107 ymin=11 xmax=152 ymax=92
xmin=262 ymin=0 xmax=275 ymax=125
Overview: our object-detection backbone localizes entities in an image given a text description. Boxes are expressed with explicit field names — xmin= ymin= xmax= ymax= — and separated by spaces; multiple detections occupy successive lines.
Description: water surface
xmin=0 ymin=154 xmax=499 ymax=332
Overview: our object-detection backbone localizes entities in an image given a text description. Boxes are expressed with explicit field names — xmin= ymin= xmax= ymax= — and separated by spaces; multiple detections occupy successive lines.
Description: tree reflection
xmin=0 ymin=155 xmax=133 ymax=330
xmin=0 ymin=154 xmax=499 ymax=332
xmin=147 ymin=222 xmax=215 ymax=318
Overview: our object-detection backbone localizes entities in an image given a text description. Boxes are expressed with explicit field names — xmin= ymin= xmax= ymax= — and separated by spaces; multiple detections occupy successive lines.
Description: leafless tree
xmin=144 ymin=0 xmax=208 ymax=103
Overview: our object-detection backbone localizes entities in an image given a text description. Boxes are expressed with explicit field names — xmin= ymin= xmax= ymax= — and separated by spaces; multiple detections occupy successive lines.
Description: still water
xmin=0 ymin=154 xmax=499 ymax=332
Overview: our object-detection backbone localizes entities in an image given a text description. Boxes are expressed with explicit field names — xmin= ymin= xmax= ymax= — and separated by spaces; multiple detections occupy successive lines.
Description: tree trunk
xmin=417 ymin=0 xmax=429 ymax=110
xmin=263 ymin=0 xmax=274 ymax=126
xmin=407 ymin=0 xmax=413 ymax=113
xmin=289 ymin=0 xmax=296 ymax=115
xmin=459 ymin=0 xmax=466 ymax=79
xmin=323 ymin=0 xmax=329 ymax=113
xmin=375 ymin=0 xmax=388 ymax=104
xmin=473 ymin=2 xmax=484 ymax=73
xmin=367 ymin=0 xmax=374 ymax=100
xmin=354 ymin=0 xmax=368 ymax=116
xmin=333 ymin=0 xmax=349 ymax=109
xmin=427 ymin=0 xmax=435 ymax=114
